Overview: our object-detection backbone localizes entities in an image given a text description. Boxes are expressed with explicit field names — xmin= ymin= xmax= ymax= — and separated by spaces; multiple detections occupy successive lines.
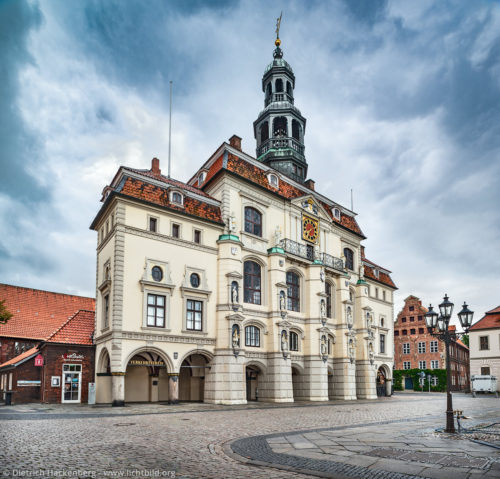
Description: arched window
xmin=245 ymin=326 xmax=260 ymax=347
xmin=344 ymin=248 xmax=354 ymax=270
xmin=266 ymin=82 xmax=272 ymax=97
xmin=290 ymin=331 xmax=299 ymax=351
xmin=260 ymin=121 xmax=269 ymax=143
xmin=286 ymin=271 xmax=300 ymax=312
xmin=244 ymin=261 xmax=261 ymax=305
xmin=273 ymin=116 xmax=288 ymax=137
xmin=325 ymin=282 xmax=332 ymax=318
xmin=275 ymin=78 xmax=283 ymax=92
xmin=244 ymin=207 xmax=262 ymax=237
xmin=292 ymin=119 xmax=301 ymax=141
xmin=286 ymin=81 xmax=292 ymax=96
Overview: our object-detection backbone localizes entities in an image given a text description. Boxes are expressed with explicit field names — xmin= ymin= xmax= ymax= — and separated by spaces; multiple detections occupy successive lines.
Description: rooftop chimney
xmin=305 ymin=179 xmax=315 ymax=191
xmin=229 ymin=135 xmax=242 ymax=151
xmin=151 ymin=158 xmax=161 ymax=175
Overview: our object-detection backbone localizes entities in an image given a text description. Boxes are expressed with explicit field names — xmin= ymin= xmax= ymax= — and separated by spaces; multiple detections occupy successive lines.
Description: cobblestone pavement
xmin=0 ymin=393 xmax=498 ymax=479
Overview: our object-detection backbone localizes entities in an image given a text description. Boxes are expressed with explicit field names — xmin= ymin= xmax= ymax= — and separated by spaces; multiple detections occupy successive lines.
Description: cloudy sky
xmin=1 ymin=0 xmax=499 ymax=326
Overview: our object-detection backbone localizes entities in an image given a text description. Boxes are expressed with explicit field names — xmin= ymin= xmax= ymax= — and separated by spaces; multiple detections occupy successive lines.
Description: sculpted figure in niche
xmin=274 ymin=226 xmax=282 ymax=246
xmin=320 ymin=335 xmax=327 ymax=355
xmin=346 ymin=306 xmax=353 ymax=327
xmin=281 ymin=330 xmax=288 ymax=352
xmin=231 ymin=281 xmax=239 ymax=304
xmin=320 ymin=299 xmax=326 ymax=319
xmin=232 ymin=325 xmax=240 ymax=348
xmin=279 ymin=290 xmax=286 ymax=311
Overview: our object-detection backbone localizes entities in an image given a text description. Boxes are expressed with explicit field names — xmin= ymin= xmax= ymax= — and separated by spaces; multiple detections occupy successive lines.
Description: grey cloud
xmin=0 ymin=0 xmax=46 ymax=203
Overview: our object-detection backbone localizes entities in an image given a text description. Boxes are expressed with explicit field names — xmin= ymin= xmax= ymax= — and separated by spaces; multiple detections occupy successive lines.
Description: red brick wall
xmin=0 ymin=338 xmax=38 ymax=364
xmin=9 ymin=358 xmax=42 ymax=404
xmin=394 ymin=296 xmax=470 ymax=391
xmin=40 ymin=344 xmax=95 ymax=404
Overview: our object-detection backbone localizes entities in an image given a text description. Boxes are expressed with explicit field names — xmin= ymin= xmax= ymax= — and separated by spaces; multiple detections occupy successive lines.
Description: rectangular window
xmin=430 ymin=341 xmax=438 ymax=353
xmin=103 ymin=294 xmax=109 ymax=328
xmin=149 ymin=217 xmax=157 ymax=232
xmin=186 ymin=299 xmax=203 ymax=331
xmin=380 ymin=334 xmax=386 ymax=354
xmin=410 ymin=316 xmax=415 ymax=322
xmin=394 ymin=330 xmax=399 ymax=336
xmin=431 ymin=360 xmax=439 ymax=369
xmin=147 ymin=294 xmax=165 ymax=327
xmin=172 ymin=223 xmax=180 ymax=238
xmin=409 ymin=306 xmax=415 ymax=312
xmin=403 ymin=343 xmax=410 ymax=354
xmin=479 ymin=336 xmax=489 ymax=350
xmin=402 ymin=318 xmax=407 ymax=323
xmin=375 ymin=288 xmax=378 ymax=299
xmin=382 ymin=290 xmax=386 ymax=301
xmin=403 ymin=361 xmax=411 ymax=370
xmin=245 ymin=326 xmax=260 ymax=347
xmin=431 ymin=376 xmax=438 ymax=386
xmin=402 ymin=329 xmax=407 ymax=336
xmin=194 ymin=229 xmax=201 ymax=244
xmin=418 ymin=342 xmax=426 ymax=353
xmin=418 ymin=315 xmax=423 ymax=321
xmin=419 ymin=360 xmax=426 ymax=369
xmin=410 ymin=329 xmax=416 ymax=335
xmin=481 ymin=366 xmax=491 ymax=375
xmin=418 ymin=328 xmax=424 ymax=334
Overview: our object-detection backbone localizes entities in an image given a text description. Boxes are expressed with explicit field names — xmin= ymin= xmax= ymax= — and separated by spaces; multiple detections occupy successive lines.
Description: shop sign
xmin=34 ymin=354 xmax=44 ymax=367
xmin=17 ymin=380 xmax=41 ymax=387
xmin=62 ymin=353 xmax=84 ymax=360
xmin=128 ymin=359 xmax=165 ymax=367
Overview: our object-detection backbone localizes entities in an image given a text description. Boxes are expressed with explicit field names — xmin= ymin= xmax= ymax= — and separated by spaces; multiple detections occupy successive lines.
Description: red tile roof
xmin=118 ymin=177 xmax=224 ymax=225
xmin=0 ymin=284 xmax=95 ymax=341
xmin=47 ymin=310 xmax=95 ymax=345
xmin=470 ymin=305 xmax=500 ymax=331
xmin=203 ymin=152 xmax=366 ymax=238
xmin=0 ymin=346 xmax=39 ymax=368
xmin=363 ymin=263 xmax=397 ymax=289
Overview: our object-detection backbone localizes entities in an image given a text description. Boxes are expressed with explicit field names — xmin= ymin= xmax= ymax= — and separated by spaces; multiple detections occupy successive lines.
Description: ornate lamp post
xmin=424 ymin=295 xmax=474 ymax=433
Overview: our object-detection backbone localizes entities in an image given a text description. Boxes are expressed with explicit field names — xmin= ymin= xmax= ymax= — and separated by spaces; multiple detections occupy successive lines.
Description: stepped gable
xmin=0 ymin=284 xmax=95 ymax=341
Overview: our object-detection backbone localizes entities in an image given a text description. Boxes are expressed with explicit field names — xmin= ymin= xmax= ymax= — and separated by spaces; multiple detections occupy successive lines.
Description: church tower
xmin=253 ymin=28 xmax=308 ymax=183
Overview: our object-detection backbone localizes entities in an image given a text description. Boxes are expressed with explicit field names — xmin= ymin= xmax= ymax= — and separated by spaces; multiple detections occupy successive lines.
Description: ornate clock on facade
xmin=302 ymin=214 xmax=319 ymax=243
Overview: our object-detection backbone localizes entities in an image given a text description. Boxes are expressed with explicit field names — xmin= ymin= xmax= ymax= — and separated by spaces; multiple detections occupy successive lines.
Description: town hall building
xmin=90 ymin=35 xmax=397 ymax=406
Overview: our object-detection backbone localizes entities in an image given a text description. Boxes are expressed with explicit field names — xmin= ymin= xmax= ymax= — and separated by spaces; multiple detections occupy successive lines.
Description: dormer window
xmin=267 ymin=173 xmax=279 ymax=188
xmin=332 ymin=208 xmax=340 ymax=220
xmin=374 ymin=269 xmax=380 ymax=279
xmin=170 ymin=191 xmax=183 ymax=206
xmin=198 ymin=172 xmax=206 ymax=185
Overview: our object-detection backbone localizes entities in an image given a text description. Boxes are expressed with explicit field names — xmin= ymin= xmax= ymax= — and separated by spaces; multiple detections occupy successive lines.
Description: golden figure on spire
xmin=275 ymin=11 xmax=282 ymax=47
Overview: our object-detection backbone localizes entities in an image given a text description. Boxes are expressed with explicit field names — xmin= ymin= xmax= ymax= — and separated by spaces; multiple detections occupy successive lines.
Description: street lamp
xmin=425 ymin=295 xmax=473 ymax=433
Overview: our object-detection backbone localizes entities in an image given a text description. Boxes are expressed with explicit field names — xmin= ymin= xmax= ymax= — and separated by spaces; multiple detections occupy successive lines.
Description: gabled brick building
xmin=0 ymin=284 xmax=95 ymax=404
xmin=394 ymin=295 xmax=469 ymax=391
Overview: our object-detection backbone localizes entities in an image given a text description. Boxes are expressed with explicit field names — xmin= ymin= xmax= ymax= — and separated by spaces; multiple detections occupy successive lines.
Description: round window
xmin=190 ymin=273 xmax=200 ymax=288
xmin=152 ymin=266 xmax=163 ymax=282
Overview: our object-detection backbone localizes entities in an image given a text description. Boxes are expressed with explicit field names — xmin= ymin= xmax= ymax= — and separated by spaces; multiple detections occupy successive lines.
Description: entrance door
xmin=405 ymin=377 xmax=414 ymax=390
xmin=62 ymin=364 xmax=82 ymax=403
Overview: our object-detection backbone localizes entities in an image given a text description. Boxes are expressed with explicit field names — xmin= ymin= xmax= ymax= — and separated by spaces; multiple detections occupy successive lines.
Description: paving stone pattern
xmin=0 ymin=393 xmax=499 ymax=479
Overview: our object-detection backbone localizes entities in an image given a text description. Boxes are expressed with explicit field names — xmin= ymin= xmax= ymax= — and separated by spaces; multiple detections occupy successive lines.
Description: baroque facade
xmin=91 ymin=38 xmax=396 ymax=406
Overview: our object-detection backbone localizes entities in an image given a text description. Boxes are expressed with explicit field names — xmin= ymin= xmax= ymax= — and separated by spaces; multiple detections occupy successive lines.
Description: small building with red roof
xmin=469 ymin=305 xmax=500 ymax=390
xmin=0 ymin=284 xmax=95 ymax=404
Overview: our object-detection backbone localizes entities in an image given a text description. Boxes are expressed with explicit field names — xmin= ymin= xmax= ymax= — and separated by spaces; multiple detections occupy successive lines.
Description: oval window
xmin=151 ymin=266 xmax=163 ymax=282
xmin=190 ymin=273 xmax=200 ymax=288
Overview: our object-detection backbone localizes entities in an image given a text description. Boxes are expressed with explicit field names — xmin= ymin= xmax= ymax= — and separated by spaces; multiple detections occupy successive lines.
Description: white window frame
xmin=171 ymin=221 xmax=181 ymax=239
xmin=170 ymin=190 xmax=184 ymax=206
xmin=148 ymin=215 xmax=159 ymax=233
xmin=430 ymin=340 xmax=438 ymax=353
xmin=61 ymin=364 xmax=82 ymax=404
xmin=418 ymin=342 xmax=426 ymax=354
xmin=431 ymin=360 xmax=439 ymax=369
xmin=403 ymin=343 xmax=410 ymax=354
xmin=193 ymin=228 xmax=202 ymax=244
xmin=267 ymin=173 xmax=279 ymax=188
xmin=403 ymin=361 xmax=411 ymax=370
xmin=182 ymin=296 xmax=208 ymax=334
xmin=332 ymin=207 xmax=341 ymax=220
xmin=419 ymin=360 xmax=426 ymax=370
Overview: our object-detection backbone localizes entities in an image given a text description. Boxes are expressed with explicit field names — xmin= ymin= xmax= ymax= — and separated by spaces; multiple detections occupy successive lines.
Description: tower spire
xmin=253 ymin=15 xmax=308 ymax=183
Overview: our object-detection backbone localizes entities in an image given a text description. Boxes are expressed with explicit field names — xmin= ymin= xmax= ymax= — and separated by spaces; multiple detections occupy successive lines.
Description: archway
xmin=179 ymin=353 xmax=210 ymax=401
xmin=245 ymin=364 xmax=263 ymax=401
xmin=125 ymin=352 xmax=169 ymax=403
xmin=96 ymin=347 xmax=112 ymax=404
xmin=292 ymin=365 xmax=305 ymax=401
xmin=376 ymin=366 xmax=387 ymax=397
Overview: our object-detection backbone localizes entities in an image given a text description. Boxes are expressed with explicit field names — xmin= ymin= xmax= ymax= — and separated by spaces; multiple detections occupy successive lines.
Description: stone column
xmin=386 ymin=378 xmax=392 ymax=396
xmin=168 ymin=374 xmax=179 ymax=404
xmin=260 ymin=353 xmax=293 ymax=402
xmin=204 ymin=350 xmax=246 ymax=404
xmin=355 ymin=360 xmax=377 ymax=399
xmin=111 ymin=372 xmax=125 ymax=407
xmin=331 ymin=358 xmax=357 ymax=400
xmin=295 ymin=357 xmax=328 ymax=401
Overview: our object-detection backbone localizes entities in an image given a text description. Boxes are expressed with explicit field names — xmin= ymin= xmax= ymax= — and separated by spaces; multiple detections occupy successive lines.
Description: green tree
xmin=461 ymin=335 xmax=469 ymax=347
xmin=0 ymin=299 xmax=13 ymax=324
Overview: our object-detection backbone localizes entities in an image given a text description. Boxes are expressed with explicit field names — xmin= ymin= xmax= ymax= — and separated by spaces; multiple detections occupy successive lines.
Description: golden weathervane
xmin=275 ymin=11 xmax=283 ymax=47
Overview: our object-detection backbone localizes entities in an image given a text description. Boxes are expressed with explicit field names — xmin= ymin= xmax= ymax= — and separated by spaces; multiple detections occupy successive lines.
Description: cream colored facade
xmin=91 ymin=41 xmax=396 ymax=405
xmin=91 ymin=144 xmax=396 ymax=405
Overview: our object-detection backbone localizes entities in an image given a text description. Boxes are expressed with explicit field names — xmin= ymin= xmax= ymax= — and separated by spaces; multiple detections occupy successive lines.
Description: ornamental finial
xmin=275 ymin=11 xmax=282 ymax=47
